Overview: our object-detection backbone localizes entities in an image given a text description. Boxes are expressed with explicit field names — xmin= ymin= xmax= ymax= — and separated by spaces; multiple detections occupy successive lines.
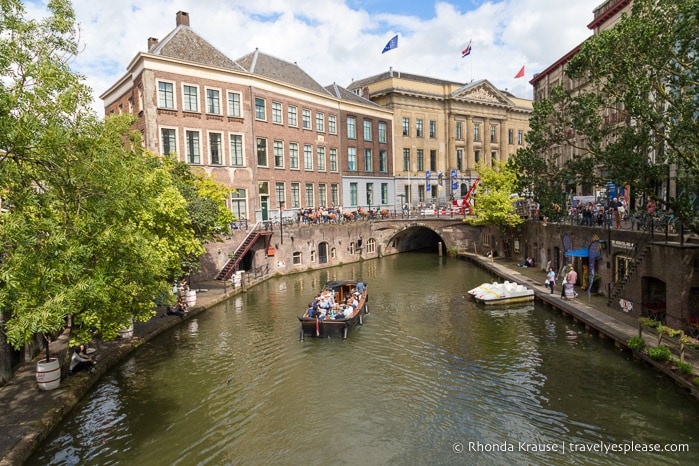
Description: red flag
xmin=514 ymin=66 xmax=525 ymax=79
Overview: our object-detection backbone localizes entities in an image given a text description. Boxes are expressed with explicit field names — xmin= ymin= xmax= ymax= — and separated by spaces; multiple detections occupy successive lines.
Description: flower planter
xmin=36 ymin=357 xmax=61 ymax=390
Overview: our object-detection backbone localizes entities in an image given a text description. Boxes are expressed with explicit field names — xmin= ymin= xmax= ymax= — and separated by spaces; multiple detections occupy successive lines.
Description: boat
xmin=467 ymin=280 xmax=534 ymax=305
xmin=298 ymin=280 xmax=368 ymax=339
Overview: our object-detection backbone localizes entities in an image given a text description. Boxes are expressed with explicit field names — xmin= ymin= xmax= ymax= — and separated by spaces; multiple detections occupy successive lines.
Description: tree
xmin=467 ymin=162 xmax=523 ymax=230
xmin=0 ymin=0 xmax=224 ymax=376
xmin=511 ymin=0 xmax=699 ymax=233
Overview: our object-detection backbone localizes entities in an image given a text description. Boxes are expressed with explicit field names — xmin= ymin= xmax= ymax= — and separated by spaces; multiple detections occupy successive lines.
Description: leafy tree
xmin=467 ymin=162 xmax=523 ymax=230
xmin=511 ymin=0 xmax=699 ymax=233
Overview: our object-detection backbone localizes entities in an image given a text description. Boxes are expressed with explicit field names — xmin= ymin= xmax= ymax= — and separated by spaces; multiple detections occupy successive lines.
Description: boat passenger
xmin=356 ymin=282 xmax=366 ymax=294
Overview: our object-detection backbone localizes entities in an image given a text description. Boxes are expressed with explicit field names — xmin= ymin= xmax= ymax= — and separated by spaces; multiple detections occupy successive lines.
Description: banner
xmin=587 ymin=240 xmax=600 ymax=296
xmin=426 ymin=170 xmax=431 ymax=191
xmin=451 ymin=169 xmax=458 ymax=190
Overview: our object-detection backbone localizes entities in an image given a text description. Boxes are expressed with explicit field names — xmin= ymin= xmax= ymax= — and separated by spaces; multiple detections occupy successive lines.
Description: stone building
xmin=100 ymin=11 xmax=394 ymax=222
xmin=347 ymin=70 xmax=531 ymax=208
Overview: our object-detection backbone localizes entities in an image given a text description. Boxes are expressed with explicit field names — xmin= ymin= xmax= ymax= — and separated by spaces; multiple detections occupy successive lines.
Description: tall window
xmin=255 ymin=97 xmax=266 ymax=120
xmin=490 ymin=125 xmax=497 ymax=142
xmin=185 ymin=130 xmax=200 ymax=164
xmin=350 ymin=183 xmax=358 ymax=206
xmin=275 ymin=182 xmax=285 ymax=208
xmin=230 ymin=134 xmax=243 ymax=166
xmin=429 ymin=120 xmax=436 ymax=138
xmin=417 ymin=149 xmax=424 ymax=171
xmin=317 ymin=146 xmax=326 ymax=171
xmin=288 ymin=106 xmax=298 ymax=126
xmin=348 ymin=147 xmax=357 ymax=171
xmin=475 ymin=150 xmax=480 ymax=164
xmin=518 ymin=130 xmax=523 ymax=145
xmin=302 ymin=109 xmax=311 ymax=129
xmin=274 ymin=140 xmax=284 ymax=168
xmin=418 ymin=185 xmax=425 ymax=202
xmin=430 ymin=150 xmax=437 ymax=171
xmin=379 ymin=150 xmax=387 ymax=172
xmin=316 ymin=113 xmax=325 ymax=132
xmin=404 ymin=185 xmax=410 ymax=204
xmin=158 ymin=82 xmax=174 ymax=109
xmin=456 ymin=122 xmax=462 ymax=140
xmin=474 ymin=123 xmax=480 ymax=141
xmin=328 ymin=115 xmax=337 ymax=134
xmin=161 ymin=128 xmax=176 ymax=156
xmin=402 ymin=117 xmax=410 ymax=136
xmin=231 ymin=189 xmax=247 ymax=220
xmin=272 ymin=102 xmax=282 ymax=124
xmin=364 ymin=149 xmax=372 ymax=172
xmin=256 ymin=138 xmax=267 ymax=166
xmin=508 ymin=128 xmax=514 ymax=144
xmin=331 ymin=184 xmax=339 ymax=206
xmin=329 ymin=148 xmax=338 ymax=172
xmin=457 ymin=149 xmax=463 ymax=171
xmin=183 ymin=85 xmax=198 ymax=112
xmin=319 ymin=184 xmax=327 ymax=207
xmin=227 ymin=91 xmax=241 ymax=117
xmin=304 ymin=144 xmax=313 ymax=170
xmin=291 ymin=183 xmax=300 ymax=208
xmin=491 ymin=151 xmax=497 ymax=166
xmin=363 ymin=120 xmax=372 ymax=141
xmin=209 ymin=132 xmax=222 ymax=165
xmin=347 ymin=117 xmax=356 ymax=139
xmin=206 ymin=89 xmax=220 ymax=114
xmin=416 ymin=119 xmax=423 ymax=137
xmin=289 ymin=143 xmax=299 ymax=169
xmin=366 ymin=183 xmax=374 ymax=206
xmin=403 ymin=149 xmax=410 ymax=171
xmin=381 ymin=183 xmax=388 ymax=204
xmin=305 ymin=183 xmax=314 ymax=208
xmin=378 ymin=122 xmax=387 ymax=143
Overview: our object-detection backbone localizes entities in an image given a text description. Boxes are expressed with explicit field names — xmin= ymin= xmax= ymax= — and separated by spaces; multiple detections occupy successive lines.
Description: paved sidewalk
xmin=0 ymin=281 xmax=232 ymax=466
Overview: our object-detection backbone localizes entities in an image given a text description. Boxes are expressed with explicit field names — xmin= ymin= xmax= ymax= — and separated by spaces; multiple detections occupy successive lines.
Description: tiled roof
xmin=324 ymin=83 xmax=383 ymax=108
xmin=347 ymin=70 xmax=464 ymax=91
xmin=151 ymin=25 xmax=245 ymax=72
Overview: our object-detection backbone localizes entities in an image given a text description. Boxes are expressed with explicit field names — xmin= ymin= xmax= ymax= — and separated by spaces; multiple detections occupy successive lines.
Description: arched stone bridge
xmin=371 ymin=217 xmax=481 ymax=255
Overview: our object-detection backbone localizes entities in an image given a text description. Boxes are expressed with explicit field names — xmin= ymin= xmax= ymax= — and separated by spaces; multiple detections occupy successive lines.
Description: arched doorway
xmin=318 ymin=241 xmax=329 ymax=264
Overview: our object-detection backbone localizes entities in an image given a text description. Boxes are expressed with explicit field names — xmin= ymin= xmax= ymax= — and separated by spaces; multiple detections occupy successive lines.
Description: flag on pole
xmin=461 ymin=39 xmax=472 ymax=58
xmin=382 ymin=35 xmax=398 ymax=53
xmin=514 ymin=66 xmax=525 ymax=78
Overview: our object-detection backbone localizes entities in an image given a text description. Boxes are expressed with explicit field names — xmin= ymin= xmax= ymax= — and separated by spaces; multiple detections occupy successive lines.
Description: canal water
xmin=30 ymin=253 xmax=699 ymax=465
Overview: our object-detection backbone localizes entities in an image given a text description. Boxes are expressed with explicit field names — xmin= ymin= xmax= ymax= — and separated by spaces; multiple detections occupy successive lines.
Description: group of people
xmin=163 ymin=278 xmax=189 ymax=318
xmin=543 ymin=263 xmax=578 ymax=299
xmin=307 ymin=285 xmax=363 ymax=320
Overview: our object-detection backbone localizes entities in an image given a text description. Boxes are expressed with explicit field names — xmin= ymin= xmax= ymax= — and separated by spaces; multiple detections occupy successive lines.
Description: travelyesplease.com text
xmin=453 ymin=441 xmax=689 ymax=455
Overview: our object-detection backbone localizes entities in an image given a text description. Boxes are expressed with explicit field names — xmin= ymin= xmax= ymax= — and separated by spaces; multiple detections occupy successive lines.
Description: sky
xmin=25 ymin=0 xmax=602 ymax=113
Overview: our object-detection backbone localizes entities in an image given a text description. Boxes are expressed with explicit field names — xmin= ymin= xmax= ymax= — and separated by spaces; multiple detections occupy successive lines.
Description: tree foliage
xmin=509 ymin=0 xmax=699 ymax=233
xmin=0 ymin=0 xmax=227 ymax=349
xmin=467 ymin=162 xmax=523 ymax=230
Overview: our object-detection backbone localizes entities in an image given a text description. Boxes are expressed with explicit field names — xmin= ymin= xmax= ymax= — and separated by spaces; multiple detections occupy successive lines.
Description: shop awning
xmin=565 ymin=248 xmax=601 ymax=258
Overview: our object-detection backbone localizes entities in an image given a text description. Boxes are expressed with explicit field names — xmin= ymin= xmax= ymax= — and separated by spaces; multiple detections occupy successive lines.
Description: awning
xmin=565 ymin=248 xmax=601 ymax=258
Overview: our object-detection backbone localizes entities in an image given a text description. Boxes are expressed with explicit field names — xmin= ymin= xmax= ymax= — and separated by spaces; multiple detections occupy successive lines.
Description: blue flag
xmin=382 ymin=35 xmax=398 ymax=53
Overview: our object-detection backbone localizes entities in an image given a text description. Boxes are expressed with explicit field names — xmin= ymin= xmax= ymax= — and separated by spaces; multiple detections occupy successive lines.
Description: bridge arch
xmin=381 ymin=224 xmax=448 ymax=254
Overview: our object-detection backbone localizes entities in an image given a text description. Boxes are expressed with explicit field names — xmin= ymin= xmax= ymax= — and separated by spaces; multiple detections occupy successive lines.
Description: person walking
xmin=546 ymin=267 xmax=556 ymax=294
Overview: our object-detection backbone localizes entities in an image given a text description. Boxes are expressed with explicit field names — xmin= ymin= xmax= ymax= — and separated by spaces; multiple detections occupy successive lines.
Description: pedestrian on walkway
xmin=565 ymin=265 xmax=578 ymax=299
xmin=546 ymin=267 xmax=556 ymax=294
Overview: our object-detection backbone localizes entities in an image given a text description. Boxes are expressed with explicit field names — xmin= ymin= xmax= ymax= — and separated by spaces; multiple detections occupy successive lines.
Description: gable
xmin=453 ymin=82 xmax=513 ymax=106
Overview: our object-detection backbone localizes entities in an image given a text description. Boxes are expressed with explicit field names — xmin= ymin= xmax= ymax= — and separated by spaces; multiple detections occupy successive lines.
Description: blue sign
xmin=426 ymin=170 xmax=431 ymax=191
xmin=451 ymin=170 xmax=458 ymax=190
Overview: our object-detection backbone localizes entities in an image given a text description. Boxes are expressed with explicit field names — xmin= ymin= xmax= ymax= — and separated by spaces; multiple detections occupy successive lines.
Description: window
xmin=457 ymin=149 xmax=463 ymax=171
xmin=289 ymin=142 xmax=299 ymax=169
xmin=209 ymin=132 xmax=222 ymax=165
xmin=417 ymin=149 xmax=424 ymax=171
xmin=363 ymin=120 xmax=372 ymax=141
xmin=304 ymin=144 xmax=313 ymax=170
xmin=490 ymin=125 xmax=497 ymax=143
xmin=272 ymin=102 xmax=282 ymax=124
xmin=403 ymin=149 xmax=410 ymax=171
xmin=257 ymin=138 xmax=268 ymax=166
xmin=310 ymin=250 xmax=316 ymax=263
xmin=379 ymin=150 xmax=387 ymax=172
xmin=227 ymin=91 xmax=241 ymax=117
xmin=456 ymin=122 xmax=462 ymax=140
xmin=364 ymin=149 xmax=372 ymax=172
xmin=231 ymin=189 xmax=247 ymax=220
xmin=347 ymin=117 xmax=356 ymax=139
xmin=305 ymin=183 xmax=314 ymax=208
xmin=329 ymin=148 xmax=338 ymax=172
xmin=331 ymin=184 xmax=339 ymax=206
xmin=302 ymin=109 xmax=311 ymax=129
xmin=158 ymin=82 xmax=174 ymax=109
xmin=416 ymin=119 xmax=423 ymax=137
xmin=474 ymin=123 xmax=480 ymax=141
xmin=316 ymin=113 xmax=325 ymax=132
xmin=275 ymin=182 xmax=285 ymax=208
xmin=288 ymin=106 xmax=298 ymax=126
xmin=293 ymin=251 xmax=302 ymax=265
xmin=230 ymin=134 xmax=244 ymax=166
xmin=185 ymin=130 xmax=200 ymax=164
xmin=508 ymin=129 xmax=514 ymax=144
xmin=430 ymin=150 xmax=436 ymax=171
xmin=348 ymin=147 xmax=357 ymax=171
xmin=491 ymin=151 xmax=497 ymax=166
xmin=291 ymin=183 xmax=300 ymax=208
xmin=518 ymin=130 xmax=523 ymax=145
xmin=206 ymin=89 xmax=220 ymax=114
xmin=183 ymin=85 xmax=198 ymax=112
xmin=404 ymin=185 xmax=410 ymax=204
xmin=379 ymin=122 xmax=387 ymax=143
xmin=350 ymin=183 xmax=358 ymax=206
xmin=402 ymin=117 xmax=410 ymax=136
xmin=274 ymin=140 xmax=284 ymax=168
xmin=475 ymin=150 xmax=480 ymax=164
xmin=317 ymin=146 xmax=326 ymax=171
xmin=366 ymin=183 xmax=374 ymax=206
xmin=429 ymin=120 xmax=436 ymax=138
xmin=418 ymin=185 xmax=425 ymax=202
xmin=319 ymin=184 xmax=327 ymax=207
xmin=366 ymin=238 xmax=376 ymax=254
xmin=161 ymin=128 xmax=176 ymax=156
xmin=255 ymin=97 xmax=266 ymax=120
xmin=381 ymin=183 xmax=388 ymax=204
xmin=328 ymin=115 xmax=337 ymax=134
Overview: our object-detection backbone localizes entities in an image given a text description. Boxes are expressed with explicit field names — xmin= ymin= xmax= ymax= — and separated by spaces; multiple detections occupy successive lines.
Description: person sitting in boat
xmin=307 ymin=303 xmax=317 ymax=318
xmin=69 ymin=344 xmax=96 ymax=375
xmin=356 ymin=281 xmax=366 ymax=295
xmin=342 ymin=306 xmax=354 ymax=318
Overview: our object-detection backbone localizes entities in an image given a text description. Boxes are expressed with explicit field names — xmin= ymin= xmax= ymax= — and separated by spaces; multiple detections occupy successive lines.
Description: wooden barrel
xmin=185 ymin=290 xmax=197 ymax=307
xmin=36 ymin=358 xmax=61 ymax=390
xmin=118 ymin=320 xmax=134 ymax=339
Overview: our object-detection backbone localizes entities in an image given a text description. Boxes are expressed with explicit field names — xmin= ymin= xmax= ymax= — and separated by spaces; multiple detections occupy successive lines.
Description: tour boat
xmin=467 ymin=281 xmax=534 ymax=305
xmin=298 ymin=280 xmax=368 ymax=339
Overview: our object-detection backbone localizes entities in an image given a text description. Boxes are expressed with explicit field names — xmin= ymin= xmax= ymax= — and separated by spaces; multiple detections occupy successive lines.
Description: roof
xmin=324 ymin=83 xmax=384 ymax=108
xmin=235 ymin=49 xmax=332 ymax=95
xmin=347 ymin=70 xmax=463 ymax=92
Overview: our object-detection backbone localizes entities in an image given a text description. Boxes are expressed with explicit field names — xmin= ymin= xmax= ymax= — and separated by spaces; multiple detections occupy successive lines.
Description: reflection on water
xmin=30 ymin=253 xmax=699 ymax=465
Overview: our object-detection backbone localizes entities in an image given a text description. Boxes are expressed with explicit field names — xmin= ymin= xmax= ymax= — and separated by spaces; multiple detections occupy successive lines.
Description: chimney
xmin=148 ymin=37 xmax=159 ymax=50
xmin=176 ymin=11 xmax=190 ymax=27
xmin=362 ymin=87 xmax=370 ymax=99
xmin=389 ymin=66 xmax=393 ymax=77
